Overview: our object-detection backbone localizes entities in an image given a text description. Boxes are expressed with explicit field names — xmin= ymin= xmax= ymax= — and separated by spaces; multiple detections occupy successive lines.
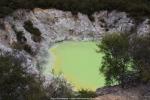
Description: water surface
xmin=50 ymin=41 xmax=105 ymax=90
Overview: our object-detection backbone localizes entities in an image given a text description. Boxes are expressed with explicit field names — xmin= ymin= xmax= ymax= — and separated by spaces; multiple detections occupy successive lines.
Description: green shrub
xmin=98 ymin=33 xmax=150 ymax=88
xmin=11 ymin=42 xmax=35 ymax=55
xmin=46 ymin=74 xmax=74 ymax=98
xmin=76 ymin=89 xmax=97 ymax=98
xmin=12 ymin=25 xmax=27 ymax=43
xmin=24 ymin=20 xmax=42 ymax=42
xmin=97 ymin=33 xmax=137 ymax=87
xmin=1 ymin=0 xmax=150 ymax=19
xmin=130 ymin=36 xmax=150 ymax=82
xmin=0 ymin=54 xmax=47 ymax=100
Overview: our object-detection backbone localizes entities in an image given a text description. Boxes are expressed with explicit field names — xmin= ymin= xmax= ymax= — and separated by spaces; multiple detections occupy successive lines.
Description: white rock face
xmin=0 ymin=8 xmax=149 ymax=78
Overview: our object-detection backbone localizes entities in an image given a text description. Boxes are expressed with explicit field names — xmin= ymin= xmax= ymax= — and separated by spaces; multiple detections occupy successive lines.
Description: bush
xmin=98 ymin=33 xmax=150 ymax=88
xmin=76 ymin=89 xmax=97 ymax=98
xmin=97 ymin=33 xmax=137 ymax=87
xmin=0 ymin=0 xmax=150 ymax=19
xmin=130 ymin=36 xmax=150 ymax=82
xmin=24 ymin=20 xmax=42 ymax=42
xmin=0 ymin=54 xmax=78 ymax=99
xmin=45 ymin=74 xmax=74 ymax=98
xmin=0 ymin=54 xmax=47 ymax=100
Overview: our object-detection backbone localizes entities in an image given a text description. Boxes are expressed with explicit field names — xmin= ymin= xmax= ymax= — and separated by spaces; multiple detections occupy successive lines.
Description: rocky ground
xmin=95 ymin=83 xmax=150 ymax=100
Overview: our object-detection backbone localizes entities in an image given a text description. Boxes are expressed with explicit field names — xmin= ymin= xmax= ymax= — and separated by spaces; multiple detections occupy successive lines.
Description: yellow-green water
xmin=50 ymin=41 xmax=105 ymax=91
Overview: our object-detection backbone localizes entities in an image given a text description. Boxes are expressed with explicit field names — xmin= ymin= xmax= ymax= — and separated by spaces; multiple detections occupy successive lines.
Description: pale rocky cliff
xmin=0 ymin=8 xmax=150 ymax=80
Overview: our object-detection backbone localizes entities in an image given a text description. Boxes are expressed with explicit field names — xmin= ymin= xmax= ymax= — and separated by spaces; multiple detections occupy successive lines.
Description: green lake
xmin=50 ymin=41 xmax=105 ymax=91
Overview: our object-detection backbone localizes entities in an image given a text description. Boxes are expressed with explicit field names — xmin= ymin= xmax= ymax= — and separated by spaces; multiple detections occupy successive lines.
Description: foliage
xmin=0 ymin=54 xmax=80 ymax=99
xmin=24 ymin=20 xmax=42 ymax=42
xmin=11 ymin=41 xmax=35 ymax=56
xmin=76 ymin=89 xmax=97 ymax=98
xmin=12 ymin=25 xmax=35 ymax=55
xmin=48 ymin=70 xmax=97 ymax=98
xmin=98 ymin=33 xmax=150 ymax=88
xmin=0 ymin=54 xmax=48 ymax=100
xmin=0 ymin=0 xmax=150 ymax=19
xmin=130 ymin=36 xmax=150 ymax=82
xmin=97 ymin=33 xmax=136 ymax=87
xmin=46 ymin=74 xmax=74 ymax=98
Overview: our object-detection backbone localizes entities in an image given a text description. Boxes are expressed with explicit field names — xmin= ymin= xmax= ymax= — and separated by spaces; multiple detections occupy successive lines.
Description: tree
xmin=46 ymin=72 xmax=73 ymax=98
xmin=97 ymin=33 xmax=134 ymax=87
xmin=0 ymin=54 xmax=47 ymax=100
xmin=130 ymin=36 xmax=150 ymax=82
